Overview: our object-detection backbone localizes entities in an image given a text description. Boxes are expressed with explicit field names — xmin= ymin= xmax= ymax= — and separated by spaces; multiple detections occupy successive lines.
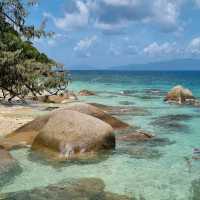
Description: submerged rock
xmin=144 ymin=88 xmax=165 ymax=96
xmin=150 ymin=114 xmax=192 ymax=133
xmin=144 ymin=137 xmax=176 ymax=147
xmin=119 ymin=90 xmax=137 ymax=95
xmin=190 ymin=179 xmax=200 ymax=200
xmin=79 ymin=90 xmax=96 ymax=96
xmin=59 ymin=102 xmax=129 ymax=130
xmin=119 ymin=101 xmax=135 ymax=106
xmin=0 ymin=147 xmax=21 ymax=187
xmin=116 ymin=131 xmax=153 ymax=142
xmin=1 ymin=178 xmax=135 ymax=200
xmin=122 ymin=137 xmax=176 ymax=147
xmin=31 ymin=110 xmax=115 ymax=160
xmin=127 ymin=147 xmax=162 ymax=160
xmin=164 ymin=85 xmax=196 ymax=105
xmin=90 ymin=103 xmax=149 ymax=116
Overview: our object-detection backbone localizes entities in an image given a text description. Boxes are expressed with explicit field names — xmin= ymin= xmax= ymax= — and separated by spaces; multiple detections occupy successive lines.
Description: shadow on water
xmin=0 ymin=177 xmax=139 ymax=200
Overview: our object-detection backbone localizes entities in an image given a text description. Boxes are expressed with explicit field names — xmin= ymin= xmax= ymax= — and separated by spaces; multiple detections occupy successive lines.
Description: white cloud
xmin=44 ymin=0 xmax=187 ymax=34
xmin=195 ymin=0 xmax=200 ymax=7
xmin=94 ymin=20 xmax=127 ymax=33
xmin=144 ymin=42 xmax=179 ymax=56
xmin=152 ymin=0 xmax=181 ymax=32
xmin=33 ymin=33 xmax=69 ymax=47
xmin=74 ymin=35 xmax=97 ymax=57
xmin=74 ymin=35 xmax=97 ymax=51
xmin=90 ymin=0 xmax=183 ymax=33
xmin=187 ymin=37 xmax=200 ymax=55
xmin=108 ymin=43 xmax=121 ymax=56
xmin=103 ymin=0 xmax=140 ymax=7
xmin=44 ymin=1 xmax=89 ymax=31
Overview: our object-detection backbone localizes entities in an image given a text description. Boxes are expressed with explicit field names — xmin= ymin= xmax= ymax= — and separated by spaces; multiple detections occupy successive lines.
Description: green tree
xmin=0 ymin=0 xmax=69 ymax=101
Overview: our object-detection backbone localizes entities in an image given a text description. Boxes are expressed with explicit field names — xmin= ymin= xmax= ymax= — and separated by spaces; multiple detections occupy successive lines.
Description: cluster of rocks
xmin=30 ymin=89 xmax=97 ymax=104
xmin=0 ymin=101 xmax=155 ymax=191
xmin=0 ymin=102 xmax=152 ymax=161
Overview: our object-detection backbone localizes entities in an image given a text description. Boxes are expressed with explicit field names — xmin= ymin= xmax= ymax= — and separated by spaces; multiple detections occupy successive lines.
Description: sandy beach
xmin=0 ymin=102 xmax=66 ymax=138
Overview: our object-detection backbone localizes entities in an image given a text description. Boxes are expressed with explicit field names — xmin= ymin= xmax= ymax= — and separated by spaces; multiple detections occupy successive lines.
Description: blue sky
xmin=28 ymin=0 xmax=200 ymax=68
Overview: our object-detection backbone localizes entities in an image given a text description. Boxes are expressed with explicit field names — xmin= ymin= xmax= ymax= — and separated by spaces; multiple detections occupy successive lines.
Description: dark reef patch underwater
xmin=0 ymin=178 xmax=135 ymax=200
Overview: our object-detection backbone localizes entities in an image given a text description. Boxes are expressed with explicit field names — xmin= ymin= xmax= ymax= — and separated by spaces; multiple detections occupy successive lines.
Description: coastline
xmin=1 ymin=70 xmax=200 ymax=199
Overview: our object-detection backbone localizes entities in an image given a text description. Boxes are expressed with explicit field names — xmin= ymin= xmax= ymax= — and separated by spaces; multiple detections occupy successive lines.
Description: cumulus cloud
xmin=152 ymin=0 xmax=181 ymax=32
xmin=187 ymin=37 xmax=200 ymax=55
xmin=74 ymin=35 xmax=97 ymax=57
xmin=144 ymin=42 xmax=180 ymax=56
xmin=90 ymin=0 xmax=183 ymax=33
xmin=124 ymin=45 xmax=138 ymax=55
xmin=45 ymin=0 xmax=185 ymax=34
xmin=44 ymin=1 xmax=89 ymax=31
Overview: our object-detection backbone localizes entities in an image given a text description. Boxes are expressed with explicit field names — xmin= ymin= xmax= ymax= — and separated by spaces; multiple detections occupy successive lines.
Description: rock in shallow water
xmin=90 ymin=103 xmax=149 ymax=116
xmin=190 ymin=179 xmax=200 ymax=200
xmin=119 ymin=101 xmax=135 ymax=106
xmin=31 ymin=110 xmax=115 ymax=161
xmin=164 ymin=85 xmax=197 ymax=105
xmin=0 ymin=103 xmax=120 ymax=152
xmin=79 ymin=90 xmax=96 ymax=96
xmin=32 ymin=91 xmax=78 ymax=103
xmin=127 ymin=147 xmax=163 ymax=160
xmin=0 ymin=178 xmax=135 ymax=200
xmin=116 ymin=131 xmax=153 ymax=142
xmin=0 ymin=109 xmax=116 ymax=161
xmin=58 ymin=102 xmax=129 ymax=130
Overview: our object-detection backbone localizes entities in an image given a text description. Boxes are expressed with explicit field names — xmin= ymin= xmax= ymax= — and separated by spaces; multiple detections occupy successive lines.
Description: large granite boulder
xmin=57 ymin=102 xmax=129 ymax=129
xmin=164 ymin=85 xmax=195 ymax=104
xmin=31 ymin=110 xmax=115 ymax=160
xmin=0 ymin=105 xmax=118 ymax=155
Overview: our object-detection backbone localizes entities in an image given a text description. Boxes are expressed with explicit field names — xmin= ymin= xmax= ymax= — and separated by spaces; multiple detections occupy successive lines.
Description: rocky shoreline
xmin=0 ymin=86 xmax=199 ymax=199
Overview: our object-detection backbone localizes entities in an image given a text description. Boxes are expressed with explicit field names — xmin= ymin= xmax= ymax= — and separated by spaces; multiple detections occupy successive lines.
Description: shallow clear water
xmin=1 ymin=71 xmax=200 ymax=199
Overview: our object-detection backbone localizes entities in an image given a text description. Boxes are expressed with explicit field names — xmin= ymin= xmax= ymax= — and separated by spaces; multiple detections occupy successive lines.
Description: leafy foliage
xmin=0 ymin=0 xmax=69 ymax=101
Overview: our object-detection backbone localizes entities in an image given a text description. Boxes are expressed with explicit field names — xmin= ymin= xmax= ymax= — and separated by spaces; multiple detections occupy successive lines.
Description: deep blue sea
xmin=2 ymin=71 xmax=200 ymax=200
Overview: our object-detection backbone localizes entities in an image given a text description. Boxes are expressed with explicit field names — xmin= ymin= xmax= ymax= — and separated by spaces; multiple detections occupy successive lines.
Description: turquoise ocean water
xmin=1 ymin=71 xmax=200 ymax=199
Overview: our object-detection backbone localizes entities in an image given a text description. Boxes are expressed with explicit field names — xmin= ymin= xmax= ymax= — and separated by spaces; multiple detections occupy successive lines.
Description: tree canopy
xmin=0 ymin=0 xmax=69 ymax=101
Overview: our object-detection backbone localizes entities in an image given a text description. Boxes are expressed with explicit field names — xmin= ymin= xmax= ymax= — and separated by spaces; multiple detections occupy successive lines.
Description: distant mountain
xmin=68 ymin=58 xmax=200 ymax=71
xmin=106 ymin=58 xmax=200 ymax=71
